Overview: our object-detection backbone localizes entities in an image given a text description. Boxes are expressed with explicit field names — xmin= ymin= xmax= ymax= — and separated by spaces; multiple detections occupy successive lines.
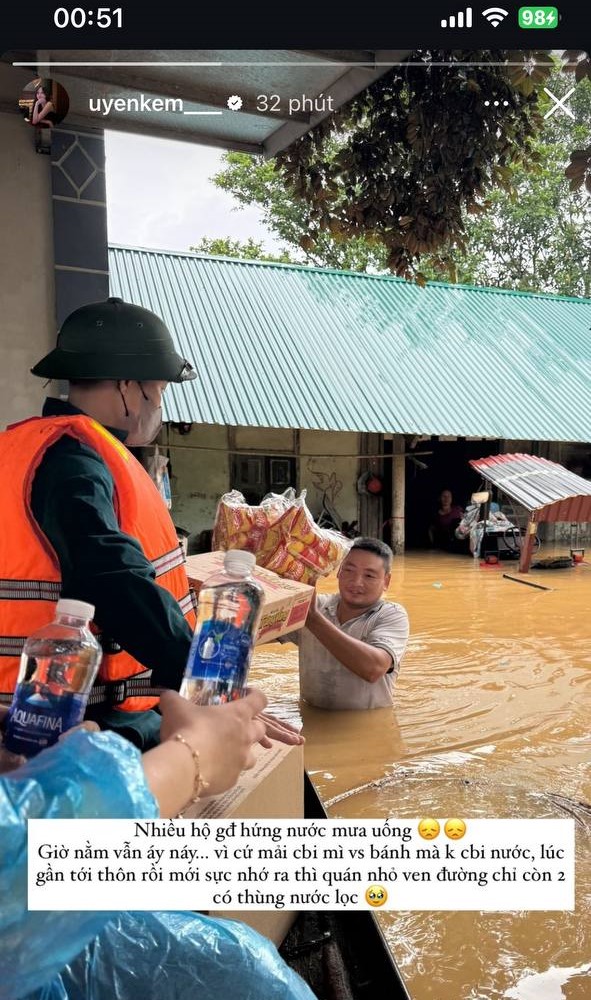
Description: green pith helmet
xmin=31 ymin=297 xmax=197 ymax=382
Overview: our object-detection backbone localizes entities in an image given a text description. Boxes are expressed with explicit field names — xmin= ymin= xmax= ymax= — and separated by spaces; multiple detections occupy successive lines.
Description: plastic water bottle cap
xmin=224 ymin=550 xmax=256 ymax=576
xmin=56 ymin=598 xmax=95 ymax=621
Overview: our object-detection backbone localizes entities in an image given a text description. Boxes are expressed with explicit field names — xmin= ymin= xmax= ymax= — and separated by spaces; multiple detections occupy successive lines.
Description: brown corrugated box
xmin=183 ymin=741 xmax=304 ymax=944
xmin=185 ymin=551 xmax=313 ymax=643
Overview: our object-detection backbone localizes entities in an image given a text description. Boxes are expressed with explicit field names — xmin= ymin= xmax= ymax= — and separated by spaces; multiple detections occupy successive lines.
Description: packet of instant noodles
xmin=212 ymin=488 xmax=350 ymax=582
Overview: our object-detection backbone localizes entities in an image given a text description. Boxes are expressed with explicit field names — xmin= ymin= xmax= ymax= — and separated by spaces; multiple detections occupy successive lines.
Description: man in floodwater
xmin=289 ymin=537 xmax=409 ymax=710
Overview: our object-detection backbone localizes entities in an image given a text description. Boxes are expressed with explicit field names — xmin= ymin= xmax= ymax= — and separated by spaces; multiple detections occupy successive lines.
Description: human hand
xmin=305 ymin=587 xmax=320 ymax=626
xmin=159 ymin=688 xmax=268 ymax=797
xmin=0 ymin=745 xmax=24 ymax=774
xmin=257 ymin=711 xmax=305 ymax=748
xmin=0 ymin=706 xmax=101 ymax=773
xmin=59 ymin=721 xmax=100 ymax=741
xmin=0 ymin=706 xmax=25 ymax=773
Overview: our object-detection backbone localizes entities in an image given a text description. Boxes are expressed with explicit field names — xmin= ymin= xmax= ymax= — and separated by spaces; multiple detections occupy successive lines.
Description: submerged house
xmin=109 ymin=244 xmax=591 ymax=551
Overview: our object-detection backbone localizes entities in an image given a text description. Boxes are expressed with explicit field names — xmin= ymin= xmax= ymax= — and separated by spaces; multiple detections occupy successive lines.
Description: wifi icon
xmin=482 ymin=6 xmax=509 ymax=25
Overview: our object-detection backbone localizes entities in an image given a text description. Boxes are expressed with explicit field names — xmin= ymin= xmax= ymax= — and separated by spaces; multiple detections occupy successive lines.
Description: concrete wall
xmin=0 ymin=111 xmax=56 ymax=428
xmin=299 ymin=429 xmax=359 ymax=523
xmin=0 ymin=100 xmax=107 ymax=431
xmin=161 ymin=423 xmax=361 ymax=544
xmin=162 ymin=423 xmax=229 ymax=539
xmin=234 ymin=427 xmax=294 ymax=452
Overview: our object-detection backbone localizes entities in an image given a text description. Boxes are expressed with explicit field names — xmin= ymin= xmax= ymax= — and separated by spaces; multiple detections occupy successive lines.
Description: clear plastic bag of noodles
xmin=212 ymin=489 xmax=295 ymax=561
xmin=213 ymin=489 xmax=350 ymax=584
xmin=212 ymin=489 xmax=272 ymax=553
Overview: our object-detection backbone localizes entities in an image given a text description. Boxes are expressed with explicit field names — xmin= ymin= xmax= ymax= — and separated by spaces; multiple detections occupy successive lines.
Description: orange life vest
xmin=0 ymin=414 xmax=196 ymax=712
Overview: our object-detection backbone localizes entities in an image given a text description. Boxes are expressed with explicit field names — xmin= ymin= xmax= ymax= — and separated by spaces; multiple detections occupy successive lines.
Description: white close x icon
xmin=543 ymin=87 xmax=576 ymax=120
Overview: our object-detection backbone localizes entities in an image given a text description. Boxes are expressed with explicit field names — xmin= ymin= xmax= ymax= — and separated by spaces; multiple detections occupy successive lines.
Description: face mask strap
xmin=117 ymin=381 xmax=130 ymax=418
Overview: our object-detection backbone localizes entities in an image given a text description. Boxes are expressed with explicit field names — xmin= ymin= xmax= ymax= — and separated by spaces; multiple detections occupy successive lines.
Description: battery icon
xmin=518 ymin=6 xmax=559 ymax=28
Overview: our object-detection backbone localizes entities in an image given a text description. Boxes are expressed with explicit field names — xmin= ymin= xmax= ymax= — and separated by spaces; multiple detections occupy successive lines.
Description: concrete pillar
xmin=0 ymin=106 xmax=109 ymax=430
xmin=391 ymin=434 xmax=405 ymax=554
xmin=0 ymin=111 xmax=57 ymax=428
xmin=51 ymin=124 xmax=109 ymax=323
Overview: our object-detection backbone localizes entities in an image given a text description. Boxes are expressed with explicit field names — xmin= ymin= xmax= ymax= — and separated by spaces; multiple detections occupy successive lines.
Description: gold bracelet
xmin=173 ymin=733 xmax=210 ymax=814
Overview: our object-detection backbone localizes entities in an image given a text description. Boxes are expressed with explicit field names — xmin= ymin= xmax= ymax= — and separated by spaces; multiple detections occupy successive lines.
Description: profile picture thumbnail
xmin=18 ymin=78 xmax=70 ymax=129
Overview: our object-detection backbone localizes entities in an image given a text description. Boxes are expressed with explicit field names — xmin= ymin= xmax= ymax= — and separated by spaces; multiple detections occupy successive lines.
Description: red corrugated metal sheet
xmin=469 ymin=453 xmax=591 ymax=523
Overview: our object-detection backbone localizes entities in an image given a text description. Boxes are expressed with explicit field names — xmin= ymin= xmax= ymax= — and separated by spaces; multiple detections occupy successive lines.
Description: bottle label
xmin=4 ymin=684 xmax=86 ymax=757
xmin=184 ymin=619 xmax=253 ymax=703
xmin=181 ymin=580 xmax=262 ymax=705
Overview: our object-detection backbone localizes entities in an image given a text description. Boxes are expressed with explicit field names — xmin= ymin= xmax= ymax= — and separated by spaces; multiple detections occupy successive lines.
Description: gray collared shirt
xmin=289 ymin=594 xmax=409 ymax=710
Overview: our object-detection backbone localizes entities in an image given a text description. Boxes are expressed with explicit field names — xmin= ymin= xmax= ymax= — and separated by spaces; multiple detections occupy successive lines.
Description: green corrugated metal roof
xmin=108 ymin=245 xmax=591 ymax=443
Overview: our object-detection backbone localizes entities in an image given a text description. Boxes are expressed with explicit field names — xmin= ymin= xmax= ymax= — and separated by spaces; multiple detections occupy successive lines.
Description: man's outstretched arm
xmin=305 ymin=593 xmax=409 ymax=684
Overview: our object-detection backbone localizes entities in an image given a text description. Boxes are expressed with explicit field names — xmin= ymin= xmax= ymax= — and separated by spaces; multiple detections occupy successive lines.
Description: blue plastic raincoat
xmin=0 ymin=731 xmax=315 ymax=1000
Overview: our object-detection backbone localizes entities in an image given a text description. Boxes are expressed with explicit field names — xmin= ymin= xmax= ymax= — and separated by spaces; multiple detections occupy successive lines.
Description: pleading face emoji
xmin=418 ymin=818 xmax=440 ymax=840
xmin=444 ymin=818 xmax=467 ymax=840
xmin=365 ymin=884 xmax=388 ymax=907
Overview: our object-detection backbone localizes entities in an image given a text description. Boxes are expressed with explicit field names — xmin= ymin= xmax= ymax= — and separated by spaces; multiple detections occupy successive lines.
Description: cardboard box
xmin=185 ymin=551 xmax=313 ymax=644
xmin=184 ymin=742 xmax=304 ymax=944
xmin=187 ymin=742 xmax=304 ymax=820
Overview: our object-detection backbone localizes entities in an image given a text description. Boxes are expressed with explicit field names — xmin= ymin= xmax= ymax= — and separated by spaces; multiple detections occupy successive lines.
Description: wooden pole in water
xmin=519 ymin=515 xmax=538 ymax=573
xmin=502 ymin=574 xmax=551 ymax=591
xmin=391 ymin=435 xmax=405 ymax=555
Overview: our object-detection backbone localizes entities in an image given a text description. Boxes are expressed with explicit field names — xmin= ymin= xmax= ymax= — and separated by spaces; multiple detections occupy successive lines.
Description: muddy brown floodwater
xmin=251 ymin=551 xmax=591 ymax=1000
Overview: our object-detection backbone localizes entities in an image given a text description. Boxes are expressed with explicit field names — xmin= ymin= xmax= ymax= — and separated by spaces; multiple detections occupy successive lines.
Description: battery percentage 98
xmin=518 ymin=6 xmax=559 ymax=28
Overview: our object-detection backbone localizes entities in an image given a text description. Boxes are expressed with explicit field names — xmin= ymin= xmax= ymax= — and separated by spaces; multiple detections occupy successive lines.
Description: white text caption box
xmin=28 ymin=818 xmax=575 ymax=911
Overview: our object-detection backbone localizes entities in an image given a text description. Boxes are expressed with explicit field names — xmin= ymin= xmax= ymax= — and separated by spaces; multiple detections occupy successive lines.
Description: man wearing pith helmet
xmin=0 ymin=298 xmax=301 ymax=750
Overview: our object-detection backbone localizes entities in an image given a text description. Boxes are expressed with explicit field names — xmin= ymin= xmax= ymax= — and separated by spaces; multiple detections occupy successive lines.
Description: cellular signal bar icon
xmin=441 ymin=6 xmax=473 ymax=27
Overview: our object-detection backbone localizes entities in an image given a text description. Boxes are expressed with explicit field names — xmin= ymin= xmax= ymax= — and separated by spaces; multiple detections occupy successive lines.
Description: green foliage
xmin=199 ymin=52 xmax=591 ymax=295
xmin=276 ymin=50 xmax=553 ymax=279
xmin=210 ymin=153 xmax=387 ymax=271
xmin=188 ymin=236 xmax=296 ymax=264
xmin=426 ymin=76 xmax=591 ymax=296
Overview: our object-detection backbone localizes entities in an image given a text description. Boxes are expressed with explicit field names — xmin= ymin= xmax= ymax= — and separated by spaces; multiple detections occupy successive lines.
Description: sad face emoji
xmin=418 ymin=818 xmax=440 ymax=840
xmin=444 ymin=818 xmax=467 ymax=840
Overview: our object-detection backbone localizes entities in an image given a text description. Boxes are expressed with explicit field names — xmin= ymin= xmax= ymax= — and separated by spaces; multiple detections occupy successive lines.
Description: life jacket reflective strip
xmin=0 ymin=414 xmax=196 ymax=712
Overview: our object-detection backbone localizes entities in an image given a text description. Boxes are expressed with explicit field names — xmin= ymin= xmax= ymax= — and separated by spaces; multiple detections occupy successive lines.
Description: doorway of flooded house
xmin=401 ymin=437 xmax=501 ymax=548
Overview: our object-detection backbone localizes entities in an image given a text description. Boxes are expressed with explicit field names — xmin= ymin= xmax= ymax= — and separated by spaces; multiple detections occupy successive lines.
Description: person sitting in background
xmin=0 ymin=690 xmax=315 ymax=1000
xmin=429 ymin=489 xmax=464 ymax=550
xmin=284 ymin=538 xmax=409 ymax=711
